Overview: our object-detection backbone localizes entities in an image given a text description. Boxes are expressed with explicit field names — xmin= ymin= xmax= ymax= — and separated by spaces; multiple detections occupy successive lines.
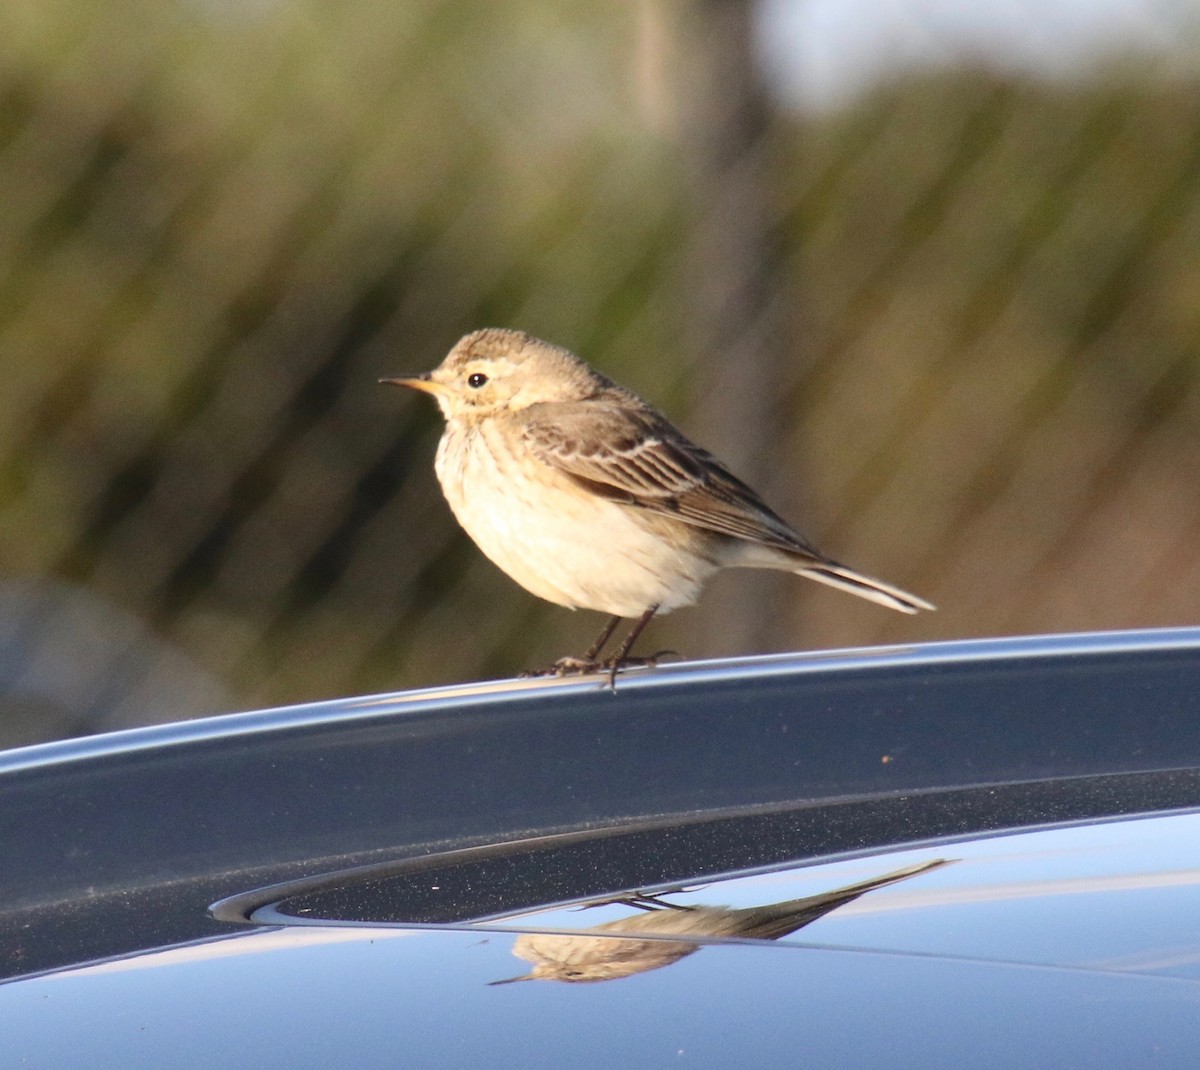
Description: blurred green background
xmin=2 ymin=0 xmax=1199 ymax=744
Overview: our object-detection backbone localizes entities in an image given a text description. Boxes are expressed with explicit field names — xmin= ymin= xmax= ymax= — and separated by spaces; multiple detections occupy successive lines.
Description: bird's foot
xmin=569 ymin=892 xmax=697 ymax=916
xmin=553 ymin=655 xmax=605 ymax=675
xmin=517 ymin=656 xmax=601 ymax=678
xmin=595 ymin=648 xmax=679 ymax=690
xmin=616 ymin=893 xmax=696 ymax=913
xmin=518 ymin=649 xmax=680 ymax=686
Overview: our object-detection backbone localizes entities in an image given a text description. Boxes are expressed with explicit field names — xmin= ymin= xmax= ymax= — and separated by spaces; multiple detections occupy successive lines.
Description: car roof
xmin=4 ymin=627 xmax=1200 ymax=1065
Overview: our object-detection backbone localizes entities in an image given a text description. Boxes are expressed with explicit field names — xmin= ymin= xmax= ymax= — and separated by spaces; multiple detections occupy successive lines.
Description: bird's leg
xmin=601 ymin=604 xmax=659 ymax=689
xmin=524 ymin=607 xmax=664 ymax=684
xmin=618 ymin=893 xmax=695 ymax=912
xmin=537 ymin=615 xmax=622 ymax=676
xmin=584 ymin=615 xmax=622 ymax=660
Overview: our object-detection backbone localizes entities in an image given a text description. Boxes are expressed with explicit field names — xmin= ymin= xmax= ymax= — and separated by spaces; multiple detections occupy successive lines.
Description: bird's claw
xmin=518 ymin=649 xmax=681 ymax=688
xmin=516 ymin=657 xmax=603 ymax=679
xmin=516 ymin=657 xmax=605 ymax=677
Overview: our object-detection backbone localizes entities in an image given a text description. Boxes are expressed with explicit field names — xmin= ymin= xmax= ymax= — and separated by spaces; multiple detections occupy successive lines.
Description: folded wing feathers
xmin=522 ymin=399 xmax=933 ymax=614
xmin=523 ymin=403 xmax=813 ymax=551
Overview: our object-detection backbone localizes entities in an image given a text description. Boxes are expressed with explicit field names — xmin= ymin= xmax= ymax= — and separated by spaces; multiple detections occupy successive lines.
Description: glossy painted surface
xmin=7 ymin=812 xmax=1200 ymax=1067
xmin=8 ymin=928 xmax=1196 ymax=1068
xmin=4 ymin=628 xmax=1200 ymax=1065
xmin=476 ymin=811 xmax=1200 ymax=982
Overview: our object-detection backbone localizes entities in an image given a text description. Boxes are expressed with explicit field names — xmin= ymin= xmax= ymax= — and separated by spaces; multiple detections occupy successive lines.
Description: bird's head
xmin=380 ymin=328 xmax=603 ymax=421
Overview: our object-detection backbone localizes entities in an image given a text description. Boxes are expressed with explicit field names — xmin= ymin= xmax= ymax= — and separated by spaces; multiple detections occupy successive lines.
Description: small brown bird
xmin=382 ymin=328 xmax=932 ymax=683
xmin=491 ymin=859 xmax=949 ymax=984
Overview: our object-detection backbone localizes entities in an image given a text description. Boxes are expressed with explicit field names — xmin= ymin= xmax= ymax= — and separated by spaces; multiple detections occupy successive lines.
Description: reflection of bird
xmin=382 ymin=329 xmax=933 ymax=685
xmin=491 ymin=858 xmax=948 ymax=984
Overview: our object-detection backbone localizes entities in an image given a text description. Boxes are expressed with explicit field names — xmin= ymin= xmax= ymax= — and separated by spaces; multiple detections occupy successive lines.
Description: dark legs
xmin=602 ymin=605 xmax=659 ymax=689
xmin=527 ymin=604 xmax=664 ymax=688
xmin=582 ymin=614 xmax=622 ymax=661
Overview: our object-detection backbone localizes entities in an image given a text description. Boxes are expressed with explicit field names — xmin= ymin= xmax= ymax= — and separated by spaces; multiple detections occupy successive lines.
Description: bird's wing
xmin=520 ymin=398 xmax=824 ymax=558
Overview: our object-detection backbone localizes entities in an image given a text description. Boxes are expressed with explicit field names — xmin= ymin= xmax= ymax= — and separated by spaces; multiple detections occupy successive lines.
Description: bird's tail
xmin=726 ymin=541 xmax=934 ymax=613
xmin=795 ymin=560 xmax=935 ymax=614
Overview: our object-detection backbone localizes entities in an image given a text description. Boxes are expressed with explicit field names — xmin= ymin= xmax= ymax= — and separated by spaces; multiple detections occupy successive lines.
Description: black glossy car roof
xmin=4 ymin=628 xmax=1200 ymax=995
xmin=7 ymin=811 xmax=1200 ymax=1068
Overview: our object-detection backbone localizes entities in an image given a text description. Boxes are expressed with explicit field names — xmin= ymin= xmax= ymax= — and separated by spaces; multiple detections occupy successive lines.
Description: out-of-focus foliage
xmin=1 ymin=0 xmax=1198 ymax=745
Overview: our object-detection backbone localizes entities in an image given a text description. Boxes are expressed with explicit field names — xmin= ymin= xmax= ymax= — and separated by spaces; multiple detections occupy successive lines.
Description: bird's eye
xmin=467 ymin=372 xmax=488 ymax=389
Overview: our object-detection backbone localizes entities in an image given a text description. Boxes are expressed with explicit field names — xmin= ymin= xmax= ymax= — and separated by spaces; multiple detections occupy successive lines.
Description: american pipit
xmin=492 ymin=859 xmax=947 ymax=984
xmin=381 ymin=328 xmax=933 ymax=684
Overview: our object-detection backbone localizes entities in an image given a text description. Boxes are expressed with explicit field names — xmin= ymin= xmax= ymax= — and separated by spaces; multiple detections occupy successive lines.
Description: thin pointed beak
xmin=487 ymin=973 xmax=536 ymax=986
xmin=379 ymin=372 xmax=439 ymax=395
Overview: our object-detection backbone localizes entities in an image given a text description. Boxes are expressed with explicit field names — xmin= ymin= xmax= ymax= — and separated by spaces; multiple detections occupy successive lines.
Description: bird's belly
xmin=436 ymin=425 xmax=714 ymax=617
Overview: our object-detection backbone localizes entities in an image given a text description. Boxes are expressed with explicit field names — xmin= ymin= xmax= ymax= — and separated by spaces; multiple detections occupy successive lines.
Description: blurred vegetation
xmin=1 ymin=0 xmax=1199 ymax=743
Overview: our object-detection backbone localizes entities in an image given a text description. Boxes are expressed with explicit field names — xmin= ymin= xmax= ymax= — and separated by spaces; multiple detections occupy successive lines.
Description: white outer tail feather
xmin=797 ymin=563 xmax=935 ymax=614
